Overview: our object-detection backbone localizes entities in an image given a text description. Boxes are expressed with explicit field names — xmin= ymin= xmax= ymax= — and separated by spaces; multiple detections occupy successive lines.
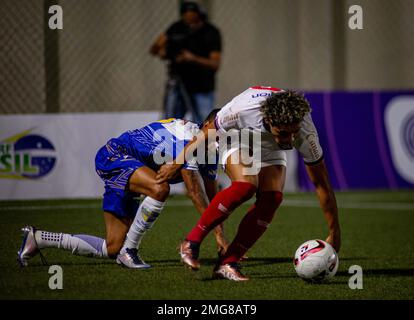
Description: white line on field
xmin=1 ymin=199 xmax=413 ymax=211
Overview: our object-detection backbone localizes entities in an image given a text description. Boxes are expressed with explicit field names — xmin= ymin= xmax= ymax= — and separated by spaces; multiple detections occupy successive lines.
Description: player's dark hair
xmin=203 ymin=108 xmax=220 ymax=124
xmin=260 ymin=90 xmax=311 ymax=126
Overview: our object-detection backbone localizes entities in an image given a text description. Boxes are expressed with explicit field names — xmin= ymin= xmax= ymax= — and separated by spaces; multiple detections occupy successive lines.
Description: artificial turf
xmin=0 ymin=191 xmax=413 ymax=300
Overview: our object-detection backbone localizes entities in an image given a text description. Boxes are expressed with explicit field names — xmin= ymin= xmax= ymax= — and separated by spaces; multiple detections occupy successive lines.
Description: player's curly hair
xmin=260 ymin=90 xmax=311 ymax=126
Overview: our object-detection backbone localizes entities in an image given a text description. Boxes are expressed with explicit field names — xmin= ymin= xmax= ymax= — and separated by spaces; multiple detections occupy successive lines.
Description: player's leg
xmin=180 ymin=150 xmax=257 ymax=270
xmin=186 ymin=152 xmax=257 ymax=244
xmin=17 ymin=214 xmax=128 ymax=267
xmin=104 ymin=212 xmax=132 ymax=258
xmin=213 ymin=165 xmax=285 ymax=280
xmin=219 ymin=165 xmax=285 ymax=268
xmin=36 ymin=211 xmax=133 ymax=259
xmin=116 ymin=166 xmax=169 ymax=268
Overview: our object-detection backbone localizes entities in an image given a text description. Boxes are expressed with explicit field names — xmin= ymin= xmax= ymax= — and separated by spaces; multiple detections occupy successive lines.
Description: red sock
xmin=221 ymin=191 xmax=283 ymax=265
xmin=186 ymin=181 xmax=257 ymax=244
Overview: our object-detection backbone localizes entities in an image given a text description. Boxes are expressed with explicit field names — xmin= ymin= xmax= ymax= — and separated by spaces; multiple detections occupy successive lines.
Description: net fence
xmin=1 ymin=0 xmax=413 ymax=114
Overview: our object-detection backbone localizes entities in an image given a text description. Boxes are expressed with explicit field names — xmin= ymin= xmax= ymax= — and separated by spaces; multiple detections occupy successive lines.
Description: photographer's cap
xmin=180 ymin=1 xmax=201 ymax=15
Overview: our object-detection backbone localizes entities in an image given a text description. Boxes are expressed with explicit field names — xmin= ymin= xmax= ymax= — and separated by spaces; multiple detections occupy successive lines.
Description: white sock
xmin=35 ymin=231 xmax=108 ymax=258
xmin=120 ymin=197 xmax=165 ymax=254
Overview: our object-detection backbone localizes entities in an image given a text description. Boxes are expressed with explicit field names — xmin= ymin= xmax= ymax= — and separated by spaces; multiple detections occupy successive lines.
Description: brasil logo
xmin=0 ymin=129 xmax=57 ymax=179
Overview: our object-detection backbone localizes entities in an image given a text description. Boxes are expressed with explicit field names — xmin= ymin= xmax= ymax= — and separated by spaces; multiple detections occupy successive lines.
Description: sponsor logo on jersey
xmin=306 ymin=133 xmax=321 ymax=160
xmin=222 ymin=113 xmax=239 ymax=123
xmin=0 ymin=130 xmax=57 ymax=179
xmin=251 ymin=92 xmax=273 ymax=99
xmin=250 ymin=86 xmax=282 ymax=98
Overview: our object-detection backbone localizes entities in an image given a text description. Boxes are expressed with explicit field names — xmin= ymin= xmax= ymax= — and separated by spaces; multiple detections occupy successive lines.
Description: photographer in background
xmin=150 ymin=1 xmax=222 ymax=123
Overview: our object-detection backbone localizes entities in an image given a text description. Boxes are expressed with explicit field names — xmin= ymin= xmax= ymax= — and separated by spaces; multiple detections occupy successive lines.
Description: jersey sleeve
xmin=215 ymin=106 xmax=240 ymax=133
xmin=183 ymin=157 xmax=199 ymax=171
xmin=294 ymin=113 xmax=324 ymax=165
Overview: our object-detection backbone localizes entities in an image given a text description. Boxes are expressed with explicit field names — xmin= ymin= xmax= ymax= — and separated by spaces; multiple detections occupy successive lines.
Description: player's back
xmin=217 ymin=86 xmax=284 ymax=132
xmin=117 ymin=118 xmax=199 ymax=170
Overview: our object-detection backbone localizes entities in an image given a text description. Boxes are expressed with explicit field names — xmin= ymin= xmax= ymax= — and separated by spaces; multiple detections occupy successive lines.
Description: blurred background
xmin=1 ymin=0 xmax=413 ymax=114
xmin=0 ymin=0 xmax=413 ymax=199
xmin=1 ymin=2 xmax=413 ymax=301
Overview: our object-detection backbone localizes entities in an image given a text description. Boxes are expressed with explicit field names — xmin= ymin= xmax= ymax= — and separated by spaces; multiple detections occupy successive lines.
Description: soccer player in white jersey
xmin=17 ymin=113 xmax=230 ymax=269
xmin=156 ymin=86 xmax=341 ymax=281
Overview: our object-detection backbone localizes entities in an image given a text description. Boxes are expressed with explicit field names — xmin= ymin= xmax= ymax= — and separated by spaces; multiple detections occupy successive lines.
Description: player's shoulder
xmin=151 ymin=118 xmax=199 ymax=140
xmin=231 ymin=86 xmax=284 ymax=106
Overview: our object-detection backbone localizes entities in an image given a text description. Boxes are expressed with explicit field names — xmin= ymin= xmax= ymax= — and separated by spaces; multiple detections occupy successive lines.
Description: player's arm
xmin=181 ymin=169 xmax=229 ymax=251
xmin=149 ymin=33 xmax=168 ymax=59
xmin=202 ymin=175 xmax=230 ymax=252
xmin=305 ymin=159 xmax=341 ymax=252
xmin=176 ymin=50 xmax=221 ymax=71
xmin=156 ymin=121 xmax=216 ymax=183
xmin=181 ymin=168 xmax=210 ymax=214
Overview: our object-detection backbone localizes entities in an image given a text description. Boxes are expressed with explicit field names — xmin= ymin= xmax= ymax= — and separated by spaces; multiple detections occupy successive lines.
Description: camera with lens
xmin=166 ymin=29 xmax=191 ymax=61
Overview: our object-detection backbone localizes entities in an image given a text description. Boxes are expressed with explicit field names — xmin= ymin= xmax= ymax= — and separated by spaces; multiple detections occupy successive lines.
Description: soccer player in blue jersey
xmin=17 ymin=111 xmax=229 ymax=268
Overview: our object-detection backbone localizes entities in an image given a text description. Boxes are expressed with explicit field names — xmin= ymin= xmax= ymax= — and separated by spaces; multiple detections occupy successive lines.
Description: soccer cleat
xmin=116 ymin=248 xmax=151 ymax=269
xmin=213 ymin=263 xmax=249 ymax=281
xmin=179 ymin=240 xmax=200 ymax=270
xmin=17 ymin=226 xmax=40 ymax=267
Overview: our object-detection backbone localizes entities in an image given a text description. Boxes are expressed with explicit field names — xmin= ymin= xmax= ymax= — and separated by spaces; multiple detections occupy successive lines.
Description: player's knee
xmin=231 ymin=181 xmax=257 ymax=202
xmin=149 ymin=182 xmax=170 ymax=201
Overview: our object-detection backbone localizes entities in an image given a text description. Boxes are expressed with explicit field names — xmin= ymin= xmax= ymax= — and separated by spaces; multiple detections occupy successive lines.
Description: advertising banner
xmin=299 ymin=91 xmax=414 ymax=190
xmin=0 ymin=112 xmax=159 ymax=200
xmin=2 ymin=90 xmax=412 ymax=199
xmin=0 ymin=111 xmax=298 ymax=200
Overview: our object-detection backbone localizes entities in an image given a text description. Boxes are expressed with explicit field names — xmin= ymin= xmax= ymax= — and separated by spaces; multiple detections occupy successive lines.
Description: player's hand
xmin=215 ymin=235 xmax=230 ymax=254
xmin=156 ymin=163 xmax=181 ymax=184
xmin=325 ymin=230 xmax=341 ymax=253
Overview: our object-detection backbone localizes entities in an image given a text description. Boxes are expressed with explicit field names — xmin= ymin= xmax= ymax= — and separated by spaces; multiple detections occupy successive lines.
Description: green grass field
xmin=1 ymin=191 xmax=413 ymax=300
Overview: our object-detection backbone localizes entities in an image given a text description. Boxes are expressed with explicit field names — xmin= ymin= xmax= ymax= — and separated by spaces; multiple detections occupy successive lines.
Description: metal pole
xmin=332 ymin=0 xmax=347 ymax=90
xmin=44 ymin=0 xmax=60 ymax=113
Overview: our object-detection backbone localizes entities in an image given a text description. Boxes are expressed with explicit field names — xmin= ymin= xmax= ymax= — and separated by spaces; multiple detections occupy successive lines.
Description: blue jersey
xmin=95 ymin=118 xmax=218 ymax=218
xmin=116 ymin=118 xmax=217 ymax=182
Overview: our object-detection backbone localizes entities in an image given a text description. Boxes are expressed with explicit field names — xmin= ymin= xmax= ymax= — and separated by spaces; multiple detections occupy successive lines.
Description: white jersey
xmin=215 ymin=86 xmax=323 ymax=164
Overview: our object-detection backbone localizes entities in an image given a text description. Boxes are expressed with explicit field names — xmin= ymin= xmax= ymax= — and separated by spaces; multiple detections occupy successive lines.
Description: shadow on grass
xmin=147 ymin=256 xmax=294 ymax=268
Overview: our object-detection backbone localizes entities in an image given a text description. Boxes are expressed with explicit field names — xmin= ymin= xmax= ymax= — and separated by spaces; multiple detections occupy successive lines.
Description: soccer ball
xmin=293 ymin=239 xmax=339 ymax=282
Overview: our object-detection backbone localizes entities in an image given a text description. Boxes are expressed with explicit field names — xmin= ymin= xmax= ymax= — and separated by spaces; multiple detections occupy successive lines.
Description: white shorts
xmin=219 ymin=133 xmax=287 ymax=172
xmin=220 ymin=147 xmax=286 ymax=168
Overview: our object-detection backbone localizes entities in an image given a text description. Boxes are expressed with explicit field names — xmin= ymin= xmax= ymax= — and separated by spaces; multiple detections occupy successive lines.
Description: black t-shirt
xmin=166 ymin=20 xmax=222 ymax=93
